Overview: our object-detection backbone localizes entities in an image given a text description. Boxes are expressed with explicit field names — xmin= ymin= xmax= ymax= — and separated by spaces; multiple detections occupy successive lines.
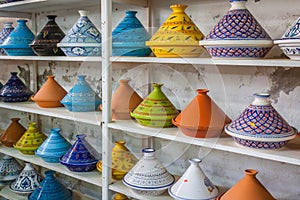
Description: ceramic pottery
xmin=217 ymin=169 xmax=275 ymax=200
xmin=112 ymin=11 xmax=151 ymax=56
xmin=225 ymin=93 xmax=297 ymax=149
xmin=31 ymin=75 xmax=67 ymax=108
xmin=200 ymin=0 xmax=273 ymax=59
xmin=57 ymin=10 xmax=101 ymax=56
xmin=169 ymin=158 xmax=219 ymax=200
xmin=28 ymin=170 xmax=72 ymax=200
xmin=0 ymin=155 xmax=22 ymax=182
xmin=97 ymin=141 xmax=138 ymax=180
xmin=0 ymin=22 xmax=14 ymax=55
xmin=0 ymin=72 xmax=33 ymax=102
xmin=35 ymin=128 xmax=71 ymax=163
xmin=0 ymin=81 xmax=2 ymax=89
xmin=131 ymin=83 xmax=179 ymax=127
xmin=146 ymin=4 xmax=205 ymax=58
xmin=123 ymin=148 xmax=175 ymax=196
xmin=0 ymin=118 xmax=26 ymax=147
xmin=61 ymin=75 xmax=101 ymax=112
xmin=0 ymin=19 xmax=35 ymax=56
xmin=30 ymin=15 xmax=65 ymax=56
xmin=14 ymin=122 xmax=47 ymax=155
xmin=113 ymin=193 xmax=129 ymax=200
xmin=173 ymin=89 xmax=231 ymax=138
xmin=10 ymin=163 xmax=42 ymax=195
xmin=112 ymin=79 xmax=143 ymax=120
xmin=60 ymin=134 xmax=101 ymax=172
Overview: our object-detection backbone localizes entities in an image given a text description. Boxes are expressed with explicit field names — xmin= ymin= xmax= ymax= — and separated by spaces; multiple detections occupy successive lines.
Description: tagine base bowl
xmin=148 ymin=45 xmax=204 ymax=58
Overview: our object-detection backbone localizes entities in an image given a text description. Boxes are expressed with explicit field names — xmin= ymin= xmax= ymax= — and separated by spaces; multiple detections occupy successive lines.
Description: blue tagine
xmin=36 ymin=128 xmax=71 ymax=163
xmin=0 ymin=72 xmax=33 ymax=102
xmin=112 ymin=11 xmax=151 ymax=56
xmin=0 ymin=155 xmax=22 ymax=186
xmin=0 ymin=22 xmax=14 ymax=55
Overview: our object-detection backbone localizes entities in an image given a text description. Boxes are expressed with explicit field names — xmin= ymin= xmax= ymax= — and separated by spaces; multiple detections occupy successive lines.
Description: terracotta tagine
xmin=123 ymin=148 xmax=175 ymax=196
xmin=146 ymin=4 xmax=205 ymax=57
xmin=169 ymin=158 xmax=219 ymax=200
xmin=217 ymin=169 xmax=275 ymax=200
xmin=225 ymin=93 xmax=297 ymax=149
xmin=131 ymin=83 xmax=179 ymax=127
xmin=0 ymin=118 xmax=26 ymax=147
xmin=0 ymin=155 xmax=22 ymax=182
xmin=112 ymin=79 xmax=143 ymax=120
xmin=173 ymin=89 xmax=231 ymax=138
xmin=200 ymin=0 xmax=273 ymax=59
xmin=97 ymin=141 xmax=138 ymax=180
xmin=0 ymin=22 xmax=14 ymax=55
xmin=30 ymin=15 xmax=65 ymax=56
xmin=31 ymin=75 xmax=67 ymax=108
xmin=14 ymin=122 xmax=47 ymax=155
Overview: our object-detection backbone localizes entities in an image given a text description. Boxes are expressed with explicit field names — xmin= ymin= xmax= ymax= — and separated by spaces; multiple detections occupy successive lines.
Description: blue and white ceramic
xmin=0 ymin=155 xmax=22 ymax=182
xmin=35 ymin=128 xmax=71 ymax=163
xmin=225 ymin=93 xmax=297 ymax=149
xmin=0 ymin=19 xmax=35 ymax=56
xmin=112 ymin=11 xmax=151 ymax=56
xmin=0 ymin=72 xmax=33 ymax=102
xmin=57 ymin=10 xmax=101 ymax=56
xmin=60 ymin=134 xmax=101 ymax=172
xmin=28 ymin=170 xmax=72 ymax=200
xmin=0 ymin=22 xmax=14 ymax=55
xmin=61 ymin=75 xmax=101 ymax=112
xmin=200 ymin=0 xmax=273 ymax=58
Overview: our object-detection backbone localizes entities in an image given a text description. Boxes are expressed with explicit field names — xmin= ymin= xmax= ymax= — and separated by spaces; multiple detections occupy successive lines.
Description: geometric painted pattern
xmin=233 ymin=137 xmax=289 ymax=149
xmin=206 ymin=46 xmax=270 ymax=58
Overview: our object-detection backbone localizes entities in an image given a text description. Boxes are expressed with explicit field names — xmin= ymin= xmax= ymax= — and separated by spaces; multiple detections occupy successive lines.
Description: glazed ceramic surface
xmin=57 ymin=10 xmax=101 ymax=56
xmin=225 ymin=93 xmax=297 ymax=149
xmin=60 ymin=134 xmax=101 ymax=172
xmin=35 ymin=128 xmax=71 ymax=163
xmin=31 ymin=75 xmax=67 ymax=108
xmin=131 ymin=83 xmax=179 ymax=127
xmin=28 ymin=170 xmax=72 ymax=200
xmin=123 ymin=148 xmax=175 ymax=196
xmin=200 ymin=0 xmax=273 ymax=58
xmin=30 ymin=15 xmax=65 ymax=56
xmin=0 ymin=22 xmax=14 ymax=55
xmin=0 ymin=72 xmax=33 ymax=102
xmin=113 ymin=193 xmax=129 ymax=200
xmin=112 ymin=11 xmax=151 ymax=56
xmin=146 ymin=4 xmax=205 ymax=57
xmin=0 ymin=155 xmax=22 ymax=182
xmin=0 ymin=118 xmax=26 ymax=147
xmin=0 ymin=19 xmax=35 ymax=56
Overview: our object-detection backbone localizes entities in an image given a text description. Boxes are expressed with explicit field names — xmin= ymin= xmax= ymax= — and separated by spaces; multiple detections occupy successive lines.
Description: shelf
xmin=0 ymin=56 xmax=102 ymax=62
xmin=0 ymin=102 xmax=101 ymax=126
xmin=0 ymin=186 xmax=28 ymax=200
xmin=0 ymin=146 xmax=102 ymax=187
xmin=108 ymin=120 xmax=300 ymax=166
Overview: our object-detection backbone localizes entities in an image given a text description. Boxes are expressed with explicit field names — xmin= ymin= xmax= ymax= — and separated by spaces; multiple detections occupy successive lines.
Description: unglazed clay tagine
xmin=0 ymin=155 xmax=22 ymax=182
xmin=146 ymin=4 xmax=205 ymax=57
xmin=0 ymin=22 xmax=14 ymax=55
xmin=0 ymin=118 xmax=26 ymax=147
xmin=200 ymin=0 xmax=273 ymax=59
xmin=225 ymin=93 xmax=297 ymax=149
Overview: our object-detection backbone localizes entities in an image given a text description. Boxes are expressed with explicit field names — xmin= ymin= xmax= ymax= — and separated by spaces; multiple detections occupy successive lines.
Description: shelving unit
xmin=0 ymin=56 xmax=101 ymax=62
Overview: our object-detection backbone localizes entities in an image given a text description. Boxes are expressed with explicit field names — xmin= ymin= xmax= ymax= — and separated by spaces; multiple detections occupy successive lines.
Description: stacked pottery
xmin=30 ymin=15 xmax=65 ymax=56
xmin=146 ymin=4 xmax=205 ymax=57
xmin=225 ymin=93 xmax=297 ymax=149
xmin=0 ymin=72 xmax=33 ymax=102
xmin=28 ymin=170 xmax=72 ymax=200
xmin=131 ymin=83 xmax=179 ymax=127
xmin=57 ymin=10 xmax=101 ymax=56
xmin=123 ymin=148 xmax=175 ymax=196
xmin=14 ymin=122 xmax=47 ymax=155
xmin=169 ymin=158 xmax=219 ymax=200
xmin=173 ymin=89 xmax=231 ymax=138
xmin=112 ymin=11 xmax=151 ymax=56
xmin=61 ymin=75 xmax=101 ymax=112
xmin=35 ymin=128 xmax=71 ymax=163
xmin=217 ymin=169 xmax=275 ymax=200
xmin=10 ymin=163 xmax=42 ymax=196
xmin=0 ymin=118 xmax=26 ymax=147
xmin=0 ymin=19 xmax=35 ymax=56
xmin=60 ymin=134 xmax=101 ymax=172
xmin=200 ymin=0 xmax=273 ymax=59
xmin=0 ymin=22 xmax=14 ymax=55
xmin=0 ymin=155 xmax=22 ymax=185
xmin=31 ymin=75 xmax=67 ymax=108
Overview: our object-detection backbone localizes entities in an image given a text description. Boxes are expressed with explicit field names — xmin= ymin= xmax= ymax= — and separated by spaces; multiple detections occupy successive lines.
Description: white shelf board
xmin=108 ymin=120 xmax=300 ymax=166
xmin=0 ymin=102 xmax=101 ymax=126
xmin=0 ymin=56 xmax=102 ymax=62
xmin=0 ymin=146 xmax=102 ymax=187
xmin=0 ymin=185 xmax=28 ymax=200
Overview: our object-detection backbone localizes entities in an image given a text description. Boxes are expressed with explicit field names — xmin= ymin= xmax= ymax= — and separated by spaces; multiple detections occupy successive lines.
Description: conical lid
xmin=0 ymin=22 xmax=14 ymax=44
xmin=0 ymin=155 xmax=22 ymax=181
xmin=113 ymin=193 xmax=129 ymax=200
xmin=0 ymin=118 xmax=26 ymax=147
xmin=217 ymin=169 xmax=275 ymax=200
xmin=173 ymin=89 xmax=231 ymax=138
xmin=274 ymin=17 xmax=300 ymax=44
xmin=169 ymin=158 xmax=219 ymax=200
